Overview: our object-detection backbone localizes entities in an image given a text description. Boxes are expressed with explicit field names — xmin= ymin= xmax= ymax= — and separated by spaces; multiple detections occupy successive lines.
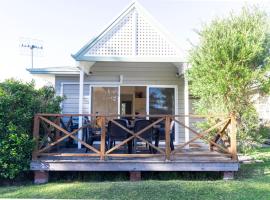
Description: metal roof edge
xmin=27 ymin=67 xmax=80 ymax=75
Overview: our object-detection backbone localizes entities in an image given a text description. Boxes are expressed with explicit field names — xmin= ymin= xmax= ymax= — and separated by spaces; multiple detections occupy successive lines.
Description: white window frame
xmin=146 ymin=85 xmax=178 ymax=115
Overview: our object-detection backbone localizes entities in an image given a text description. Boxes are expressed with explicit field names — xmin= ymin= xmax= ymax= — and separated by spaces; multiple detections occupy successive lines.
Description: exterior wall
xmin=55 ymin=62 xmax=189 ymax=144
xmin=32 ymin=74 xmax=55 ymax=88
xmin=252 ymin=89 xmax=270 ymax=122
xmin=61 ymin=84 xmax=90 ymax=114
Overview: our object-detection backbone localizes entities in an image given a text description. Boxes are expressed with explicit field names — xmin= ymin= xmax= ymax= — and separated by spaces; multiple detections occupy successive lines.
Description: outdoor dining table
xmin=81 ymin=120 xmax=161 ymax=154
xmin=126 ymin=122 xmax=161 ymax=154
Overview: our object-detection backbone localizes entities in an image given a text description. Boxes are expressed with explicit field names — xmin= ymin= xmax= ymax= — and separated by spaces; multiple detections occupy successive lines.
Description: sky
xmin=0 ymin=0 xmax=269 ymax=81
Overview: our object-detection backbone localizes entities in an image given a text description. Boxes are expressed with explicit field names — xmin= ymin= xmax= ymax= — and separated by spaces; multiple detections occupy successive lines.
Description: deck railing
xmin=32 ymin=113 xmax=238 ymax=161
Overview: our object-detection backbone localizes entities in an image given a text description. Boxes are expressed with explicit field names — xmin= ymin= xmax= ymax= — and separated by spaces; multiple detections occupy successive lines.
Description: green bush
xmin=0 ymin=79 xmax=63 ymax=179
xmin=188 ymin=7 xmax=270 ymax=152
xmin=0 ymin=123 xmax=34 ymax=179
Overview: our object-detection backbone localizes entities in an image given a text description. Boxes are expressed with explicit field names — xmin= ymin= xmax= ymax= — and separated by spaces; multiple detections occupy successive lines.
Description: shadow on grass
xmin=49 ymin=171 xmax=130 ymax=182
xmin=48 ymin=171 xmax=223 ymax=183
xmin=143 ymin=171 xmax=222 ymax=180
xmin=1 ymin=178 xmax=270 ymax=199
xmin=1 ymin=147 xmax=269 ymax=199
xmin=0 ymin=171 xmax=33 ymax=186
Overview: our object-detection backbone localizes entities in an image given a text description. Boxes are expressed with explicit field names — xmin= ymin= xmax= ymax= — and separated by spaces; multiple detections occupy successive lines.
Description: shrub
xmin=0 ymin=79 xmax=63 ymax=179
xmin=0 ymin=123 xmax=34 ymax=179
xmin=188 ymin=7 xmax=270 ymax=152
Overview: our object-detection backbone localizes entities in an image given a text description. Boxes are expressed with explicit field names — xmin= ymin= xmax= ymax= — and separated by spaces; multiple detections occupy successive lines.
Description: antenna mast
xmin=20 ymin=38 xmax=43 ymax=68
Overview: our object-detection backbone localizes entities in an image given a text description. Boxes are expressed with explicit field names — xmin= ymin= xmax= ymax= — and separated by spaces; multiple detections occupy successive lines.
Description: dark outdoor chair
xmin=134 ymin=119 xmax=154 ymax=153
xmin=107 ymin=119 xmax=132 ymax=153
xmin=120 ymin=116 xmax=132 ymax=124
xmin=60 ymin=116 xmax=79 ymax=148
xmin=60 ymin=116 xmax=93 ymax=149
xmin=85 ymin=126 xmax=109 ymax=153
xmin=154 ymin=121 xmax=175 ymax=151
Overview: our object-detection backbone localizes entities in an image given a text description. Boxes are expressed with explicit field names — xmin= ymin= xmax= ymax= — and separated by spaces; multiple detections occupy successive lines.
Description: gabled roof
xmin=72 ymin=1 xmax=184 ymax=62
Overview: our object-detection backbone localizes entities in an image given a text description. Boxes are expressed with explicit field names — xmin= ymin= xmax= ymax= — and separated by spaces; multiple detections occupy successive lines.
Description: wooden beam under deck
xmin=31 ymin=159 xmax=239 ymax=172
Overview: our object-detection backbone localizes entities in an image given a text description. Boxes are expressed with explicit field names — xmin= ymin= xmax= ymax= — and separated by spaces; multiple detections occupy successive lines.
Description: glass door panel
xmin=148 ymin=86 xmax=176 ymax=143
xmin=91 ymin=86 xmax=119 ymax=115
xmin=149 ymin=87 xmax=175 ymax=115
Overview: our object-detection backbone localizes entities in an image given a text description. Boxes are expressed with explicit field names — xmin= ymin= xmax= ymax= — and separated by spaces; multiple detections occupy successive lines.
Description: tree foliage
xmin=188 ymin=7 xmax=270 ymax=152
xmin=0 ymin=79 xmax=63 ymax=179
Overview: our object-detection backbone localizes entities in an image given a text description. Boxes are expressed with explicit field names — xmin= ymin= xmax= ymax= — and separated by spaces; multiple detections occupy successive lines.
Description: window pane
xmin=91 ymin=87 xmax=118 ymax=114
xmin=149 ymin=87 xmax=175 ymax=115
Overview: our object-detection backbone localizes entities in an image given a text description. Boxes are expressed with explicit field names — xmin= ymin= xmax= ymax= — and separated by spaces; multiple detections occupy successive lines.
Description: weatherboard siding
xmin=62 ymin=84 xmax=90 ymax=114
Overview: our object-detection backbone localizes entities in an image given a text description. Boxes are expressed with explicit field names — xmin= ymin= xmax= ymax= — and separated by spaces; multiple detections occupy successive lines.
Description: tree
xmin=0 ymin=79 xmax=63 ymax=179
xmin=188 ymin=7 xmax=270 ymax=152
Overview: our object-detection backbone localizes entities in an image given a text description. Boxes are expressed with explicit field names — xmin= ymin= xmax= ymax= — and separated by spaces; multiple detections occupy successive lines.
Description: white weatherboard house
xmin=29 ymin=1 xmax=194 ymax=147
xmin=29 ymin=2 xmax=239 ymax=183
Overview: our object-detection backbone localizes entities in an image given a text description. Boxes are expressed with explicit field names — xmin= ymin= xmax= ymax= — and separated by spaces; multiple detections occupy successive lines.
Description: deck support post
xmin=34 ymin=171 xmax=48 ymax=184
xmin=223 ymin=171 xmax=234 ymax=180
xmin=55 ymin=116 xmax=61 ymax=150
xmin=230 ymin=113 xmax=237 ymax=160
xmin=100 ymin=116 xmax=106 ymax=160
xmin=32 ymin=115 xmax=40 ymax=160
xmin=130 ymin=171 xmax=141 ymax=181
xmin=165 ymin=116 xmax=171 ymax=160
xmin=78 ymin=68 xmax=84 ymax=149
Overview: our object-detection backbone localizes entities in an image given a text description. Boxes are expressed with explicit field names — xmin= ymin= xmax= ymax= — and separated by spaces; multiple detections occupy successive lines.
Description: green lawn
xmin=0 ymin=148 xmax=270 ymax=200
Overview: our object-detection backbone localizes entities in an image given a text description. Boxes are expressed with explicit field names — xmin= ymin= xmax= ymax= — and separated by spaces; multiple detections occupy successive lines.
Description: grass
xmin=0 ymin=147 xmax=269 ymax=200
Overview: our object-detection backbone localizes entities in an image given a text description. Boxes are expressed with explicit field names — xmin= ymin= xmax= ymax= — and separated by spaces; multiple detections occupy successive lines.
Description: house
xmin=252 ymin=90 xmax=270 ymax=123
xmin=29 ymin=1 xmax=192 ymax=147
xmin=28 ymin=1 xmax=239 ymax=184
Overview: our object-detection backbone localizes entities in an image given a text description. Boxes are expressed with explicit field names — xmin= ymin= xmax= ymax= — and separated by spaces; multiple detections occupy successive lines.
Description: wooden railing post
xmin=100 ymin=116 xmax=106 ymax=160
xmin=230 ymin=113 xmax=237 ymax=160
xmin=165 ymin=116 xmax=171 ymax=161
xmin=55 ymin=116 xmax=61 ymax=150
xmin=32 ymin=115 xmax=40 ymax=160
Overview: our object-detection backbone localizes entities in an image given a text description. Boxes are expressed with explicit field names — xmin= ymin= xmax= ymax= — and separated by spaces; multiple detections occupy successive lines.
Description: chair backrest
xmin=134 ymin=119 xmax=153 ymax=141
xmin=70 ymin=116 xmax=79 ymax=131
xmin=158 ymin=121 xmax=165 ymax=128
xmin=158 ymin=121 xmax=175 ymax=141
xmin=108 ymin=119 xmax=129 ymax=140
xmin=120 ymin=117 xmax=132 ymax=125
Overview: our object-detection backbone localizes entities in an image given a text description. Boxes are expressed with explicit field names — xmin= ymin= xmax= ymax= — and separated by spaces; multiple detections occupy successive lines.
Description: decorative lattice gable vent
xmin=81 ymin=2 xmax=181 ymax=59
xmin=136 ymin=14 xmax=178 ymax=56
xmin=87 ymin=8 xmax=135 ymax=56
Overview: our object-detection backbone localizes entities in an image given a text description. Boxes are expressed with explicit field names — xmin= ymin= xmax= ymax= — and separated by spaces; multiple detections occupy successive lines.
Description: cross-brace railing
xmin=32 ymin=113 xmax=238 ymax=161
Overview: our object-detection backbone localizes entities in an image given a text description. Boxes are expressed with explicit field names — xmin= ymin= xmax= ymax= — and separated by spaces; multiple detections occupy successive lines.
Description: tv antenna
xmin=20 ymin=38 xmax=43 ymax=68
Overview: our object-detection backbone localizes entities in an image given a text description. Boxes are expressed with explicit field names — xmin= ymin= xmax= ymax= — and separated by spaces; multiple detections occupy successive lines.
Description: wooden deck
xmin=31 ymin=147 xmax=239 ymax=172
xmin=31 ymin=113 xmax=239 ymax=174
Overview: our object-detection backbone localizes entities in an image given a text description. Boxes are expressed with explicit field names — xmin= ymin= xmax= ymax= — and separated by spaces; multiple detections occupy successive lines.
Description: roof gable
xmin=73 ymin=1 xmax=183 ymax=62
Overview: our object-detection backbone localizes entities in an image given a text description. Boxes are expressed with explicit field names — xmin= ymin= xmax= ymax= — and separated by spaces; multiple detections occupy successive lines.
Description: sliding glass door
xmin=89 ymin=85 xmax=177 ymax=143
xmin=148 ymin=86 xmax=175 ymax=115
xmin=91 ymin=86 xmax=119 ymax=115
xmin=90 ymin=85 xmax=176 ymax=116
xmin=147 ymin=86 xmax=177 ymax=143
